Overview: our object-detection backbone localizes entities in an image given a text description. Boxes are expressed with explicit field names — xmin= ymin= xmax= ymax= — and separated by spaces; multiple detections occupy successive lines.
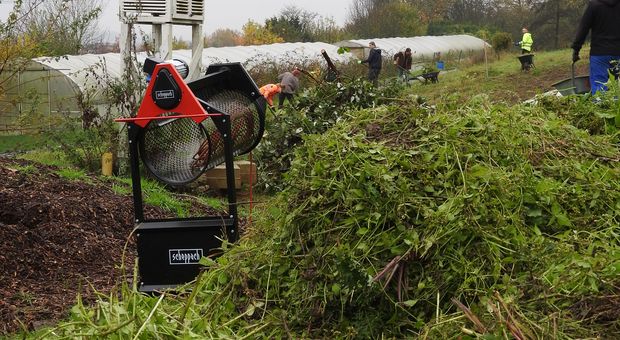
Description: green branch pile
xmin=26 ymin=91 xmax=620 ymax=338
xmin=254 ymin=79 xmax=403 ymax=193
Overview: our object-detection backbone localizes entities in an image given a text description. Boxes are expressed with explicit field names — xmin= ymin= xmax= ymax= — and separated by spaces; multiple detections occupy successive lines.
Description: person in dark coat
xmin=394 ymin=48 xmax=413 ymax=84
xmin=571 ymin=0 xmax=620 ymax=94
xmin=277 ymin=68 xmax=301 ymax=109
xmin=360 ymin=41 xmax=382 ymax=86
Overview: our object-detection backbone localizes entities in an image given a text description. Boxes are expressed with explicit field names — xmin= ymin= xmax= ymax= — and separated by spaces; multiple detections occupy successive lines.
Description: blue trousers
xmin=589 ymin=55 xmax=620 ymax=94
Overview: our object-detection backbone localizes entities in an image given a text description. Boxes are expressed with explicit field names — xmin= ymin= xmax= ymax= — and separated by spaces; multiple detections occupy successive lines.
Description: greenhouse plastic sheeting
xmin=30 ymin=42 xmax=353 ymax=101
xmin=336 ymin=35 xmax=489 ymax=60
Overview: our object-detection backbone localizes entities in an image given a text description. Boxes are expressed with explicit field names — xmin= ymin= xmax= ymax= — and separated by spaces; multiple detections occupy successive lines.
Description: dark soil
xmin=0 ymin=157 xmax=229 ymax=335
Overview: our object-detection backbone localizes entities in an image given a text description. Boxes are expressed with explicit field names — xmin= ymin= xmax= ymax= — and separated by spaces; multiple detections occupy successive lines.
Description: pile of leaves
xmin=537 ymin=88 xmax=620 ymax=138
xmin=25 ymin=86 xmax=620 ymax=338
xmin=254 ymin=78 xmax=404 ymax=193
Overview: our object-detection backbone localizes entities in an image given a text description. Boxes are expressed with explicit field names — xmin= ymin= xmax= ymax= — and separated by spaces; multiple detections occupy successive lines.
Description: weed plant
xmin=539 ymin=74 xmax=620 ymax=139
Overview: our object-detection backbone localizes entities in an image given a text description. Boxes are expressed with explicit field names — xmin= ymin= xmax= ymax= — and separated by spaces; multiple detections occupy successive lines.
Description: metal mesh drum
xmin=196 ymin=90 xmax=260 ymax=170
xmin=137 ymin=62 xmax=265 ymax=186
xmin=139 ymin=114 xmax=208 ymax=185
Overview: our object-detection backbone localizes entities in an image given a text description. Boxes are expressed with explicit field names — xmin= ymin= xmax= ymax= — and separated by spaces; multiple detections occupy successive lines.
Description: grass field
xmin=408 ymin=48 xmax=592 ymax=104
xmin=0 ymin=132 xmax=57 ymax=153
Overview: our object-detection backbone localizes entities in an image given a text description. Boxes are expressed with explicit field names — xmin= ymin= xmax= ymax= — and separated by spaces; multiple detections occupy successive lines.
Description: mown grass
xmin=55 ymin=168 xmax=91 ymax=182
xmin=410 ymin=47 xmax=592 ymax=104
xmin=18 ymin=150 xmax=70 ymax=168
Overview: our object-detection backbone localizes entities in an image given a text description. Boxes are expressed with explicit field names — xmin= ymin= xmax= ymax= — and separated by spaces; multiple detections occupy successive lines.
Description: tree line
xmin=208 ymin=0 xmax=589 ymax=51
xmin=0 ymin=0 xmax=104 ymax=96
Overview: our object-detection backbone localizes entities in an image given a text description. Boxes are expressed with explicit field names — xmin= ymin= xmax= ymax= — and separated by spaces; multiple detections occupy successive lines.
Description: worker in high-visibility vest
xmin=517 ymin=27 xmax=533 ymax=54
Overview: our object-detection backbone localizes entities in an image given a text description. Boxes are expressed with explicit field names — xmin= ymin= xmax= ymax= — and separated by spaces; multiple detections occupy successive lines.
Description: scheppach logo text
xmin=155 ymin=90 xmax=175 ymax=100
xmin=169 ymin=249 xmax=203 ymax=265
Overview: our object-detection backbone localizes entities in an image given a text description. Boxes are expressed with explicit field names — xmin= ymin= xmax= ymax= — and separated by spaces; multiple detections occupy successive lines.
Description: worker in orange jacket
xmin=259 ymin=83 xmax=281 ymax=108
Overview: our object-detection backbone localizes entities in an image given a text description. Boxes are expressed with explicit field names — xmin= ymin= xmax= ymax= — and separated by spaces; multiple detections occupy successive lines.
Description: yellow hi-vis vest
xmin=521 ymin=33 xmax=533 ymax=52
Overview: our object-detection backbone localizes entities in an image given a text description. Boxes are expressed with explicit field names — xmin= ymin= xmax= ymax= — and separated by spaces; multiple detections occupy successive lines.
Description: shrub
xmin=491 ymin=32 xmax=513 ymax=54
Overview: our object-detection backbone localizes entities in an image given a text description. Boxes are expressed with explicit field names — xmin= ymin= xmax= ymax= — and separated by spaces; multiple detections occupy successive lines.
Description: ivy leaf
xmin=402 ymin=299 xmax=418 ymax=307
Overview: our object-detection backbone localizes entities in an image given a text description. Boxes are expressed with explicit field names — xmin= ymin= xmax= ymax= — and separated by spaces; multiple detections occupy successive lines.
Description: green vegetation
xmin=15 ymin=56 xmax=620 ymax=338
xmin=10 ymin=164 xmax=37 ymax=174
xmin=0 ymin=133 xmax=57 ymax=153
xmin=55 ymin=168 xmax=90 ymax=182
xmin=139 ymin=180 xmax=192 ymax=217
xmin=491 ymin=31 xmax=512 ymax=54
xmin=196 ymin=196 xmax=225 ymax=212
xmin=254 ymin=78 xmax=403 ymax=192
xmin=414 ymin=48 xmax=591 ymax=105
xmin=106 ymin=176 xmax=226 ymax=217
xmin=49 ymin=119 xmax=121 ymax=173
xmin=18 ymin=150 xmax=69 ymax=168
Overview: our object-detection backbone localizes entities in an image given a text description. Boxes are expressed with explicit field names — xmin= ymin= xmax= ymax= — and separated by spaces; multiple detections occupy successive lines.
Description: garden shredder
xmin=116 ymin=57 xmax=266 ymax=292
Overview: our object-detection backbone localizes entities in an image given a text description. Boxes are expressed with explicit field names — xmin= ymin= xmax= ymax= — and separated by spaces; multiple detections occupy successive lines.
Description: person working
xmin=277 ymin=68 xmax=301 ymax=109
xmin=517 ymin=27 xmax=533 ymax=54
xmin=394 ymin=48 xmax=413 ymax=84
xmin=571 ymin=0 xmax=620 ymax=94
xmin=259 ymin=83 xmax=281 ymax=108
xmin=359 ymin=41 xmax=382 ymax=86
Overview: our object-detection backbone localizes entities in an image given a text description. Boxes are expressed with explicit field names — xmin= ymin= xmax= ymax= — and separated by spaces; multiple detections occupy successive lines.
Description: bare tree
xmin=0 ymin=0 xmax=48 ymax=94
xmin=21 ymin=0 xmax=103 ymax=55
xmin=409 ymin=0 xmax=457 ymax=24
xmin=404 ymin=0 xmax=588 ymax=50
xmin=206 ymin=28 xmax=243 ymax=47
xmin=528 ymin=0 xmax=587 ymax=49
xmin=346 ymin=0 xmax=426 ymax=38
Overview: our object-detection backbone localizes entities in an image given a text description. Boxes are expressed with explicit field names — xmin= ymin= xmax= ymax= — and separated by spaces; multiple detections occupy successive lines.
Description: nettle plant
xmin=537 ymin=75 xmax=620 ymax=138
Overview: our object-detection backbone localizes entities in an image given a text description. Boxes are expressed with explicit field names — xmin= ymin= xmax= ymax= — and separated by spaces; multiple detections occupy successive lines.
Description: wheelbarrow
xmin=551 ymin=61 xmax=591 ymax=96
xmin=410 ymin=71 xmax=440 ymax=84
xmin=517 ymin=54 xmax=535 ymax=71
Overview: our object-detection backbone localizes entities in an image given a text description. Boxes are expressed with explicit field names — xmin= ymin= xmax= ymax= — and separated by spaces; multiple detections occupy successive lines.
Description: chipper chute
xmin=116 ymin=58 xmax=266 ymax=292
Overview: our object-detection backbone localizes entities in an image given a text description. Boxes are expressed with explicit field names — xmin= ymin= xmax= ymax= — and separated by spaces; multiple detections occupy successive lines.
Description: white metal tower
xmin=119 ymin=0 xmax=204 ymax=80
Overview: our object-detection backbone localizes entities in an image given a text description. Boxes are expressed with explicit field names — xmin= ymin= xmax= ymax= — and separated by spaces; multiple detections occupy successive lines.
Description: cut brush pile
xmin=24 ymin=89 xmax=620 ymax=338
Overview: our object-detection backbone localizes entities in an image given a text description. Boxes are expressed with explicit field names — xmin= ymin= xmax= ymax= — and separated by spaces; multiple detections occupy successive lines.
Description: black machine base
xmin=136 ymin=218 xmax=234 ymax=293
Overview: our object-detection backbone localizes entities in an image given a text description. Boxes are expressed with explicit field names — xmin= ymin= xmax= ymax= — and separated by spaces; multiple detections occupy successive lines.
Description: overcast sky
xmin=0 ymin=0 xmax=350 ymax=41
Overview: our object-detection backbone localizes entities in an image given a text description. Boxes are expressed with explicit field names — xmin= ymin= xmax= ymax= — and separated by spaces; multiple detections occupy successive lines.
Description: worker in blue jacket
xmin=571 ymin=0 xmax=620 ymax=94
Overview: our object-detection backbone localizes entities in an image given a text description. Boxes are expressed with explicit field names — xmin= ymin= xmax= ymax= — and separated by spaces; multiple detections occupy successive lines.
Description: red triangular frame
xmin=133 ymin=63 xmax=208 ymax=128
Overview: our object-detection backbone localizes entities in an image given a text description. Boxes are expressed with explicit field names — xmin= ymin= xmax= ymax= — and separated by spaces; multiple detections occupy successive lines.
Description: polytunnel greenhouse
xmin=0 ymin=35 xmax=488 ymax=134
xmin=336 ymin=35 xmax=490 ymax=68
xmin=0 ymin=42 xmax=351 ymax=133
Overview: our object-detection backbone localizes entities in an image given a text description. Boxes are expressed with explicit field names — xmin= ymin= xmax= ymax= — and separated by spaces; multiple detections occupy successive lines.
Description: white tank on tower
xmin=119 ymin=0 xmax=204 ymax=80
